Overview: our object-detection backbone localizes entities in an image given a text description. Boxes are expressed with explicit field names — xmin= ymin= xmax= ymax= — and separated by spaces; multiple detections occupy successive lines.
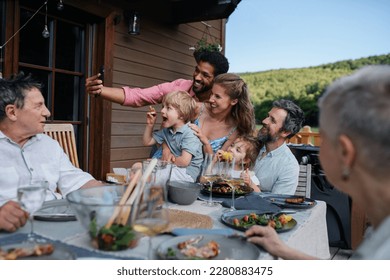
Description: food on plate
xmin=89 ymin=215 xmax=137 ymax=251
xmin=232 ymin=212 xmax=293 ymax=230
xmin=285 ymin=197 xmax=308 ymax=204
xmin=177 ymin=236 xmax=220 ymax=259
xmin=149 ymin=105 xmax=157 ymax=116
xmin=204 ymin=181 xmax=250 ymax=195
xmin=0 ymin=244 xmax=54 ymax=260
xmin=221 ymin=151 xmax=233 ymax=162
xmin=285 ymin=197 xmax=305 ymax=204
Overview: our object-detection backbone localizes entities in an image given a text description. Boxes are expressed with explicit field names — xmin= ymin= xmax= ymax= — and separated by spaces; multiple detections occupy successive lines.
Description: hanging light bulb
xmin=57 ymin=0 xmax=64 ymax=11
xmin=42 ymin=25 xmax=50 ymax=38
xmin=42 ymin=2 xmax=50 ymax=38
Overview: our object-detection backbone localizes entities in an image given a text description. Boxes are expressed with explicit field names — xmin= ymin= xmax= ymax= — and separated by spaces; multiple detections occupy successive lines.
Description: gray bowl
xmin=168 ymin=180 xmax=202 ymax=205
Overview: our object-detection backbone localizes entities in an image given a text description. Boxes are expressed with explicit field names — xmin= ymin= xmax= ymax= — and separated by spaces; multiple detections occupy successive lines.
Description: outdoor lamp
xmin=127 ymin=11 xmax=140 ymax=35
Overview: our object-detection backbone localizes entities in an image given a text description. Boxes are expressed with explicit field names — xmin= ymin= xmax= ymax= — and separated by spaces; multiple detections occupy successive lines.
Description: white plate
xmin=157 ymin=234 xmax=260 ymax=260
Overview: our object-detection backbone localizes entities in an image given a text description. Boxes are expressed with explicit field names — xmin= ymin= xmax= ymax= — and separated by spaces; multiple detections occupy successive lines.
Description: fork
xmin=227 ymin=233 xmax=247 ymax=241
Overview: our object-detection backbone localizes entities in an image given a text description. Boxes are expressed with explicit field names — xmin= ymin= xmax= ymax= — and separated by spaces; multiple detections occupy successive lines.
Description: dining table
xmin=0 ymin=195 xmax=330 ymax=260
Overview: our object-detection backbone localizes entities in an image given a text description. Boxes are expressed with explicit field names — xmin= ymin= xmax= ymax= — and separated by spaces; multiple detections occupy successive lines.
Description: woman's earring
xmin=342 ymin=167 xmax=350 ymax=181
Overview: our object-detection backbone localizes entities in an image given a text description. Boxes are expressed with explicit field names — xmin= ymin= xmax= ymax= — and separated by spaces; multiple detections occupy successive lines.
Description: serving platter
xmin=221 ymin=210 xmax=297 ymax=233
xmin=262 ymin=194 xmax=317 ymax=209
xmin=157 ymin=234 xmax=260 ymax=260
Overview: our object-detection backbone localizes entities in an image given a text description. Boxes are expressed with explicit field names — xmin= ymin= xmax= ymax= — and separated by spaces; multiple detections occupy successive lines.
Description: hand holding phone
xmin=99 ymin=65 xmax=104 ymax=83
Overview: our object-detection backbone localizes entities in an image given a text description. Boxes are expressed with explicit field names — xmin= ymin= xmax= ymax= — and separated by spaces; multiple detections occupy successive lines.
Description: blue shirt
xmin=253 ymin=143 xmax=299 ymax=194
xmin=153 ymin=123 xmax=203 ymax=181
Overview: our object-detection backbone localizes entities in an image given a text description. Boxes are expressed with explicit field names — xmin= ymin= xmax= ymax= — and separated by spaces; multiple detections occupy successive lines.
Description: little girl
xmin=216 ymin=135 xmax=262 ymax=192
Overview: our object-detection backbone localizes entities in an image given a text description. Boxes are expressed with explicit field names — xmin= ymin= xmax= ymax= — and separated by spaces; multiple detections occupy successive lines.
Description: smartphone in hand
xmin=99 ymin=65 xmax=104 ymax=82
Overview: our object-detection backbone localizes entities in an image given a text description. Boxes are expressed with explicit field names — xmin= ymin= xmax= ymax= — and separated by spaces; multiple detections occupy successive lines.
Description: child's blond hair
xmin=162 ymin=90 xmax=196 ymax=122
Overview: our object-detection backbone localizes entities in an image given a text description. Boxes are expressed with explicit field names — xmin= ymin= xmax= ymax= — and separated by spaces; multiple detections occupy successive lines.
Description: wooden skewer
xmin=114 ymin=169 xmax=142 ymax=225
xmin=104 ymin=168 xmax=142 ymax=229
xmin=117 ymin=158 xmax=158 ymax=226
xmin=117 ymin=181 xmax=141 ymax=225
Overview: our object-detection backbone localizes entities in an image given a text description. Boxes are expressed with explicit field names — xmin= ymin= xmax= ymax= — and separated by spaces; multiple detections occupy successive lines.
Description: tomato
xmin=278 ymin=214 xmax=287 ymax=225
xmin=243 ymin=215 xmax=249 ymax=222
xmin=250 ymin=213 xmax=258 ymax=219
xmin=268 ymin=220 xmax=276 ymax=228
xmin=233 ymin=218 xmax=240 ymax=226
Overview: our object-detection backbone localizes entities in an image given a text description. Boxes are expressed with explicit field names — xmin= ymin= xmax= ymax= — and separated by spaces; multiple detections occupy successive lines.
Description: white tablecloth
xmin=0 ymin=199 xmax=330 ymax=259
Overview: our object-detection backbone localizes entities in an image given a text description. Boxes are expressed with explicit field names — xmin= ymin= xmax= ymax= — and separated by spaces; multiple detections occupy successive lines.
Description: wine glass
xmin=17 ymin=180 xmax=48 ymax=244
xmin=200 ymin=153 xmax=221 ymax=207
xmin=131 ymin=179 xmax=170 ymax=259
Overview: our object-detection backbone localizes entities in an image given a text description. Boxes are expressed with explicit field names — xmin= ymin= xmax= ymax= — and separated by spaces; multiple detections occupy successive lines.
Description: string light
xmin=57 ymin=0 xmax=64 ymax=11
xmin=1 ymin=1 xmax=49 ymax=78
xmin=42 ymin=1 xmax=50 ymax=38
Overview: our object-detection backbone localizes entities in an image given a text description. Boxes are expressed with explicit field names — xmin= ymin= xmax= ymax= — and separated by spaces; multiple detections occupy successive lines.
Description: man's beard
xmin=258 ymin=128 xmax=280 ymax=144
xmin=192 ymin=83 xmax=211 ymax=95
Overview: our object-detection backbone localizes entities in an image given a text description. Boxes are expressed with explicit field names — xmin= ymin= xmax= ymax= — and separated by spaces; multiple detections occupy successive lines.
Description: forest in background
xmin=240 ymin=53 xmax=390 ymax=126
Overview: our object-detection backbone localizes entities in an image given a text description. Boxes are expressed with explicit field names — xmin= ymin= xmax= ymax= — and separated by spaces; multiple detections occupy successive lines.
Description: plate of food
xmin=221 ymin=210 xmax=297 ymax=233
xmin=34 ymin=199 xmax=77 ymax=221
xmin=157 ymin=234 xmax=260 ymax=260
xmin=262 ymin=194 xmax=317 ymax=209
xmin=201 ymin=181 xmax=253 ymax=197
xmin=0 ymin=243 xmax=76 ymax=260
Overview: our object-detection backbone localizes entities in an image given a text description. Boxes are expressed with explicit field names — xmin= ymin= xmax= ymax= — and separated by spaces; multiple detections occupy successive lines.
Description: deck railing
xmin=287 ymin=126 xmax=321 ymax=146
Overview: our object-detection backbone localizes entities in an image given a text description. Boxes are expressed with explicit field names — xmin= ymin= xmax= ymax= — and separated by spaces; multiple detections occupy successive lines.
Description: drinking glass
xmin=17 ymin=180 xmax=48 ymax=243
xmin=131 ymin=169 xmax=170 ymax=259
xmin=142 ymin=159 xmax=172 ymax=199
xmin=200 ymin=153 xmax=221 ymax=207
xmin=220 ymin=158 xmax=236 ymax=211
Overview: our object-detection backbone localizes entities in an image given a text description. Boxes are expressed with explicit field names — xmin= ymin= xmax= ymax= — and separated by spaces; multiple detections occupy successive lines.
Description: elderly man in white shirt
xmin=0 ymin=73 xmax=103 ymax=232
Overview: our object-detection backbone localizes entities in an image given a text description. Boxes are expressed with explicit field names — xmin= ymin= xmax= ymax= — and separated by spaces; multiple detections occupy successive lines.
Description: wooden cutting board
xmin=165 ymin=209 xmax=213 ymax=233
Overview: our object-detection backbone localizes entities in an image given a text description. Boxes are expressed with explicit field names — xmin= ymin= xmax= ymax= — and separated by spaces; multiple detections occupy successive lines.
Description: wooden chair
xmin=287 ymin=126 xmax=321 ymax=146
xmin=295 ymin=164 xmax=312 ymax=198
xmin=43 ymin=123 xmax=80 ymax=168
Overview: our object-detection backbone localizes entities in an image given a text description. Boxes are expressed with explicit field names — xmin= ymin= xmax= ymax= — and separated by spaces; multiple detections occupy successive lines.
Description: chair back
xmin=294 ymin=164 xmax=312 ymax=198
xmin=43 ymin=123 xmax=80 ymax=168
xmin=287 ymin=126 xmax=321 ymax=146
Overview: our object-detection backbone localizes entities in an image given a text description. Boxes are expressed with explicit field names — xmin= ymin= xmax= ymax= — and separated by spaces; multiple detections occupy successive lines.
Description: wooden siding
xmin=110 ymin=16 xmax=225 ymax=170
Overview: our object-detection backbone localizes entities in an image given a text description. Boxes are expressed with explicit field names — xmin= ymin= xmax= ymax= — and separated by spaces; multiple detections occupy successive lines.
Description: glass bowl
xmin=66 ymin=185 xmax=139 ymax=251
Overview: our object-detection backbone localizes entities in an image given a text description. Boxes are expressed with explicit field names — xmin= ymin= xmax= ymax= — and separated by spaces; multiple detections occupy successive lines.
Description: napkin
xmin=222 ymin=195 xmax=281 ymax=212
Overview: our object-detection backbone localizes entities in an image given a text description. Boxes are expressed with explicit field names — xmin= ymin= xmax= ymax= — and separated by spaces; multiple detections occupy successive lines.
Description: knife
xmin=33 ymin=213 xmax=77 ymax=221
xmin=171 ymin=228 xmax=235 ymax=236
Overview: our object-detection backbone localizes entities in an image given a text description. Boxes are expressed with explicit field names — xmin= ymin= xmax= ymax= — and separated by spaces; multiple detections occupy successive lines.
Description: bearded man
xmin=253 ymin=99 xmax=304 ymax=194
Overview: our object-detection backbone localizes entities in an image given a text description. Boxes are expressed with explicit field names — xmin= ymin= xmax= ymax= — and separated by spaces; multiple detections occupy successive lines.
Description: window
xmin=17 ymin=1 xmax=99 ymax=167
xmin=19 ymin=7 xmax=85 ymax=123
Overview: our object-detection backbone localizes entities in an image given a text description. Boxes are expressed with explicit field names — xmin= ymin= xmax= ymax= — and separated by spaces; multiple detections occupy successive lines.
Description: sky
xmin=225 ymin=0 xmax=390 ymax=73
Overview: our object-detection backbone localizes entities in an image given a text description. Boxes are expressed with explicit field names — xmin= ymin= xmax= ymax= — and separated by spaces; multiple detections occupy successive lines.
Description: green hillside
xmin=240 ymin=54 xmax=390 ymax=126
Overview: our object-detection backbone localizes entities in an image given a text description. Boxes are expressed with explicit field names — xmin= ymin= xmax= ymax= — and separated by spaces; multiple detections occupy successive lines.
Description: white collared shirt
xmin=0 ymin=131 xmax=94 ymax=206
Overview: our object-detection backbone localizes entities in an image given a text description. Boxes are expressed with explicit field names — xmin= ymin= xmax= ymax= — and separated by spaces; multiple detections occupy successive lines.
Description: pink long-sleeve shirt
xmin=122 ymin=79 xmax=195 ymax=107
